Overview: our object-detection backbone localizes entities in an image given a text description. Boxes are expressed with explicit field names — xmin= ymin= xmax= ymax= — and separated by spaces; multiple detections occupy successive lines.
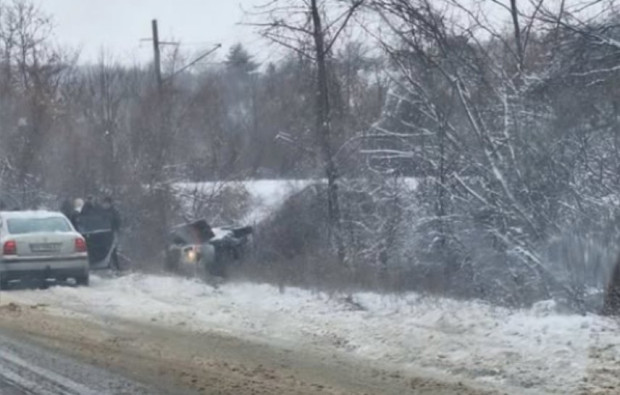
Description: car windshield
xmin=7 ymin=217 xmax=71 ymax=234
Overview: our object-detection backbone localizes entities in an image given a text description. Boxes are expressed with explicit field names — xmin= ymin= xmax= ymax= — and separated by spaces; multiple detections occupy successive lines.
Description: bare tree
xmin=253 ymin=0 xmax=364 ymax=263
xmin=0 ymin=0 xmax=76 ymax=206
xmin=360 ymin=0 xmax=620 ymax=307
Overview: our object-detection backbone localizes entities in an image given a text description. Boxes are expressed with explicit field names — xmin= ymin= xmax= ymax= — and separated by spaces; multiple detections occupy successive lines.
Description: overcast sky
xmin=38 ymin=0 xmax=590 ymax=67
xmin=40 ymin=0 xmax=265 ymax=65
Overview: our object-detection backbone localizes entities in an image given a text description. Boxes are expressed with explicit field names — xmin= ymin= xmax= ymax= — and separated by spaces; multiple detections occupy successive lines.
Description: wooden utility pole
xmin=149 ymin=19 xmax=167 ymax=252
xmin=151 ymin=19 xmax=163 ymax=93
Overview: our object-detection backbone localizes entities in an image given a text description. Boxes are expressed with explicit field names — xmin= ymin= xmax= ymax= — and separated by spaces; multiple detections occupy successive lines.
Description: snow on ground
xmin=241 ymin=179 xmax=315 ymax=223
xmin=4 ymin=178 xmax=614 ymax=393
xmin=4 ymin=274 xmax=619 ymax=394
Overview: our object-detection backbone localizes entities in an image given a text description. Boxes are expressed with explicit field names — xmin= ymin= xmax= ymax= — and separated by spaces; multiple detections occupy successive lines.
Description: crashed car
xmin=165 ymin=219 xmax=252 ymax=279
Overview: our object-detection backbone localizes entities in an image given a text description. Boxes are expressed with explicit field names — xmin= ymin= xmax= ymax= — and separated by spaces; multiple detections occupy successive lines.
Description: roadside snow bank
xmin=3 ymin=274 xmax=618 ymax=394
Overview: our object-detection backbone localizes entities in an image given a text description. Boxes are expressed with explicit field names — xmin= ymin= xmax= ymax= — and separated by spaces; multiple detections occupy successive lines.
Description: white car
xmin=0 ymin=210 xmax=89 ymax=289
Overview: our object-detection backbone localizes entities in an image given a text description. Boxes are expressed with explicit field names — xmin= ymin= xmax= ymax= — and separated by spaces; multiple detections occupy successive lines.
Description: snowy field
xmin=175 ymin=179 xmax=316 ymax=223
xmin=175 ymin=177 xmax=419 ymax=224
xmin=3 ymin=274 xmax=620 ymax=394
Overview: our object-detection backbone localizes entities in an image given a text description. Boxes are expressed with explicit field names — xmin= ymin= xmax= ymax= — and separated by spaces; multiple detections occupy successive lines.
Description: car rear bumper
xmin=0 ymin=257 xmax=88 ymax=280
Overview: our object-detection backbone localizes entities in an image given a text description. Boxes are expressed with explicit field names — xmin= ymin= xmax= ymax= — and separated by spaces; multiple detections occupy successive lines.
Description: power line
xmin=141 ymin=20 xmax=221 ymax=86
xmin=165 ymin=44 xmax=222 ymax=81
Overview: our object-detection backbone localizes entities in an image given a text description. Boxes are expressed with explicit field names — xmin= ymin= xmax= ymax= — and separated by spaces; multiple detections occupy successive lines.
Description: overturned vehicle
xmin=165 ymin=219 xmax=252 ymax=279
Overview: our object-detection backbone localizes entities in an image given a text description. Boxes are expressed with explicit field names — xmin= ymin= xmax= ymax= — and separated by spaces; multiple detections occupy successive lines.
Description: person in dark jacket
xmin=70 ymin=198 xmax=85 ymax=229
xmin=81 ymin=195 xmax=96 ymax=216
xmin=60 ymin=198 xmax=73 ymax=217
xmin=101 ymin=196 xmax=121 ymax=232
xmin=60 ymin=198 xmax=77 ymax=227
xmin=101 ymin=196 xmax=122 ymax=270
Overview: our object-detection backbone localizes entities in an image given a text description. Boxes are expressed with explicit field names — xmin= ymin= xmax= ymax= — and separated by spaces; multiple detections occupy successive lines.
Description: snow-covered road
xmin=2 ymin=274 xmax=619 ymax=394
xmin=0 ymin=330 xmax=152 ymax=394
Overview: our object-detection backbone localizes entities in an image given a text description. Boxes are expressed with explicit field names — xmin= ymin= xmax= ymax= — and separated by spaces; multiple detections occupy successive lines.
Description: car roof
xmin=0 ymin=210 xmax=65 ymax=220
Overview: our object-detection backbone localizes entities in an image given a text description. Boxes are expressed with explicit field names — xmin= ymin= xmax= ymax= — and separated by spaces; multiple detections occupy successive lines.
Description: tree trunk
xmin=510 ymin=0 xmax=524 ymax=72
xmin=310 ymin=0 xmax=345 ymax=263
xmin=603 ymin=254 xmax=620 ymax=315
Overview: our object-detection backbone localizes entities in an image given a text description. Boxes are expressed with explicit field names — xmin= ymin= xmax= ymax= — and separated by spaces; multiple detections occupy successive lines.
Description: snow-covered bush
xmin=174 ymin=181 xmax=251 ymax=225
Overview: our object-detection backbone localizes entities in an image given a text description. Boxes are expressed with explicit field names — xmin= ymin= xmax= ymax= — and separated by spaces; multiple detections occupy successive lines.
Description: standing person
xmin=71 ymin=198 xmax=85 ymax=229
xmin=101 ymin=196 xmax=121 ymax=232
xmin=60 ymin=198 xmax=73 ymax=219
xmin=101 ymin=196 xmax=122 ymax=270
xmin=81 ymin=195 xmax=97 ymax=216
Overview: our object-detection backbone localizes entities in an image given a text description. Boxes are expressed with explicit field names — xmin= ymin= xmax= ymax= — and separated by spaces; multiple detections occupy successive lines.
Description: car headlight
xmin=185 ymin=248 xmax=198 ymax=263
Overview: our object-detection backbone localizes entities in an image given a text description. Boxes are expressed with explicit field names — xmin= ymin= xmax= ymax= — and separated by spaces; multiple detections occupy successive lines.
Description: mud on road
xmin=0 ymin=302 xmax=495 ymax=395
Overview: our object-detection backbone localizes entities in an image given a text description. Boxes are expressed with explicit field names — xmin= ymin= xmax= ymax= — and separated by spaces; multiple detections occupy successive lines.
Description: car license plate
xmin=30 ymin=243 xmax=62 ymax=253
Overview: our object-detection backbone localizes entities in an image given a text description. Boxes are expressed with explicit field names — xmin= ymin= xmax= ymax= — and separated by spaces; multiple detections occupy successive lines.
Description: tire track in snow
xmin=0 ymin=350 xmax=102 ymax=395
xmin=580 ymin=319 xmax=620 ymax=394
